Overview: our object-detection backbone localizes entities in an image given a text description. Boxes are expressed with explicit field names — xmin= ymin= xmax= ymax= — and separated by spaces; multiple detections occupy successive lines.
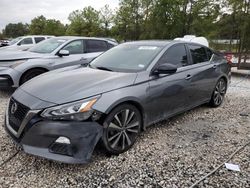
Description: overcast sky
xmin=0 ymin=0 xmax=119 ymax=31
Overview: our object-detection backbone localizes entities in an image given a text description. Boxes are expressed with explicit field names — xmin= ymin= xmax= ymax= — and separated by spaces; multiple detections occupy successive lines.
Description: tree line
xmin=0 ymin=0 xmax=249 ymax=52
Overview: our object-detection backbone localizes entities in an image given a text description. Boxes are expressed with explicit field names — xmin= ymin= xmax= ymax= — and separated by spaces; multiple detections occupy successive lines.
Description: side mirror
xmin=153 ymin=63 xmax=177 ymax=75
xmin=58 ymin=50 xmax=70 ymax=57
xmin=17 ymin=42 xmax=21 ymax=46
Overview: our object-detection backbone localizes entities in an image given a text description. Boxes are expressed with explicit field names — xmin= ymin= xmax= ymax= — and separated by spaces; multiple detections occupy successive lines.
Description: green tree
xmin=44 ymin=19 xmax=66 ymax=36
xmin=3 ymin=22 xmax=29 ymax=38
xmin=147 ymin=0 xmax=183 ymax=39
xmin=29 ymin=15 xmax=66 ymax=36
xmin=100 ymin=5 xmax=114 ymax=36
xmin=0 ymin=32 xmax=5 ymax=39
xmin=187 ymin=0 xmax=220 ymax=37
xmin=112 ymin=0 xmax=143 ymax=41
xmin=66 ymin=6 xmax=102 ymax=36
xmin=29 ymin=15 xmax=47 ymax=35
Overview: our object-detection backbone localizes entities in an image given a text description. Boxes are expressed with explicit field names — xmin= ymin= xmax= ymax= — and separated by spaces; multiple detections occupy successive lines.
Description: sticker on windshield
xmin=138 ymin=64 xmax=145 ymax=68
xmin=138 ymin=46 xmax=158 ymax=50
xmin=57 ymin=39 xmax=67 ymax=42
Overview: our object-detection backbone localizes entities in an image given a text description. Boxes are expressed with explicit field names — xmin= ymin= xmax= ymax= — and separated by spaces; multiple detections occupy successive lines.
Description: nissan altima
xmin=5 ymin=40 xmax=230 ymax=163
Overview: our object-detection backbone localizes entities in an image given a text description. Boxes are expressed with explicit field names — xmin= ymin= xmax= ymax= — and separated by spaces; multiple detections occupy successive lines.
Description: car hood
xmin=20 ymin=67 xmax=137 ymax=104
xmin=0 ymin=50 xmax=43 ymax=61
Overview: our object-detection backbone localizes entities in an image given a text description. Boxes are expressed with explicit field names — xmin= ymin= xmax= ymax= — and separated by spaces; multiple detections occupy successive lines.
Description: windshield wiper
xmin=95 ymin=66 xmax=113 ymax=72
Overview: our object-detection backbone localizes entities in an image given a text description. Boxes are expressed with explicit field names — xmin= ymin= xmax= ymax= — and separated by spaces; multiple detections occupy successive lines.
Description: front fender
xmin=14 ymin=59 xmax=52 ymax=73
xmin=92 ymin=83 xmax=148 ymax=128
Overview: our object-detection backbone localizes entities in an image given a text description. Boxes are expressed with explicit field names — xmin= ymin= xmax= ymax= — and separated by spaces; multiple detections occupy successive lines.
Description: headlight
xmin=41 ymin=96 xmax=100 ymax=121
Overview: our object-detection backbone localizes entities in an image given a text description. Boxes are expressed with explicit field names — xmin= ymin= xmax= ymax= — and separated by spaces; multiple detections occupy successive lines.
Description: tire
xmin=209 ymin=78 xmax=227 ymax=107
xmin=102 ymin=104 xmax=142 ymax=155
xmin=20 ymin=69 xmax=46 ymax=85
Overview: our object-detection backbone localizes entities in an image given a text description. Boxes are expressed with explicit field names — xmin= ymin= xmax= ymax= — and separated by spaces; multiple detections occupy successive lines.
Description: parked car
xmin=0 ymin=36 xmax=117 ymax=88
xmin=219 ymin=51 xmax=240 ymax=66
xmin=0 ymin=39 xmax=10 ymax=47
xmin=5 ymin=40 xmax=230 ymax=164
xmin=175 ymin=35 xmax=209 ymax=47
xmin=0 ymin=35 xmax=53 ymax=51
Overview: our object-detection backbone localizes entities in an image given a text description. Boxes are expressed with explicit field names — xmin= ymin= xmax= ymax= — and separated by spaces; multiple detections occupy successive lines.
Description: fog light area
xmin=55 ymin=136 xmax=71 ymax=144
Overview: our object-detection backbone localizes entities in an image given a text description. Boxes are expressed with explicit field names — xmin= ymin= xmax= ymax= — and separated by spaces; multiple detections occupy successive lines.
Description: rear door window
xmin=85 ymin=40 xmax=108 ymax=53
xmin=107 ymin=42 xmax=115 ymax=49
xmin=19 ymin=37 xmax=33 ymax=45
xmin=158 ymin=44 xmax=188 ymax=67
xmin=188 ymin=45 xmax=209 ymax=64
xmin=206 ymin=48 xmax=214 ymax=61
xmin=34 ymin=37 xmax=45 ymax=43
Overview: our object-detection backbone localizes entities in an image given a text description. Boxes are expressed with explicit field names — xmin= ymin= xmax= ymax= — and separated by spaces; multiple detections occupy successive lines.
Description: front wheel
xmin=102 ymin=104 xmax=142 ymax=155
xmin=209 ymin=78 xmax=227 ymax=107
xmin=20 ymin=69 xmax=46 ymax=85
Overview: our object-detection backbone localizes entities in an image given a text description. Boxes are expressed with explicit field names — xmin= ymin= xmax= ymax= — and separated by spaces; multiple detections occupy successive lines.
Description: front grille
xmin=8 ymin=98 xmax=30 ymax=132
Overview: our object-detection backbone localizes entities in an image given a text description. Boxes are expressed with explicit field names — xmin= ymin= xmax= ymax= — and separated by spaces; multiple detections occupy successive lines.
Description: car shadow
xmin=0 ymin=88 xmax=16 ymax=96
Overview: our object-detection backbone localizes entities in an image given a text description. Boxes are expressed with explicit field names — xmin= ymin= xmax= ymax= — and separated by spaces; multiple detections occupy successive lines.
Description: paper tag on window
xmin=57 ymin=39 xmax=66 ymax=42
xmin=138 ymin=46 xmax=158 ymax=50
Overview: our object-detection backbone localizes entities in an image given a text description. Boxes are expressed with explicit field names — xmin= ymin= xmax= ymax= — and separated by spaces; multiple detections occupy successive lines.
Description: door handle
xmin=185 ymin=74 xmax=192 ymax=80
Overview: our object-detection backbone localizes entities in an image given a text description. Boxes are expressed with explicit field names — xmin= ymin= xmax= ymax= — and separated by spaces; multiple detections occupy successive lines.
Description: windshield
xmin=90 ymin=44 xmax=163 ymax=72
xmin=29 ymin=38 xmax=67 ymax=54
xmin=9 ymin=37 xmax=23 ymax=45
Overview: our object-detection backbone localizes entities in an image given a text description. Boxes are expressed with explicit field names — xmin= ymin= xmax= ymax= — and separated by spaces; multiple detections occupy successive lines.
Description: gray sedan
xmin=0 ymin=36 xmax=117 ymax=88
xmin=5 ymin=40 xmax=230 ymax=164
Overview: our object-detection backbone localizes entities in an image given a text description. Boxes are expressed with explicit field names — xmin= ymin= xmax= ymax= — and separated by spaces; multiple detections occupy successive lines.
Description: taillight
xmin=225 ymin=53 xmax=233 ymax=64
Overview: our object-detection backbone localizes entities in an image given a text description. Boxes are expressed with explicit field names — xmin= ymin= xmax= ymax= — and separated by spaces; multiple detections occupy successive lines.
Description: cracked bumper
xmin=5 ymin=119 xmax=103 ymax=164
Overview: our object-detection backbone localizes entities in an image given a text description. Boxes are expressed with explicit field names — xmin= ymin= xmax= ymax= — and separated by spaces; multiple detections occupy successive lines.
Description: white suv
xmin=0 ymin=35 xmax=54 ymax=51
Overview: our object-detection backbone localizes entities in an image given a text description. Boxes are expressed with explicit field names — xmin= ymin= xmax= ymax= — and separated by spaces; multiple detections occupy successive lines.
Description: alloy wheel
xmin=106 ymin=108 xmax=140 ymax=152
xmin=213 ymin=79 xmax=226 ymax=106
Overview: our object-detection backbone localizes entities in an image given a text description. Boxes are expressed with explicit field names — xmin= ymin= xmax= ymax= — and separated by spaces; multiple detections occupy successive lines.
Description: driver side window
xmin=158 ymin=44 xmax=188 ymax=67
xmin=62 ymin=40 xmax=84 ymax=55
xmin=18 ymin=37 xmax=33 ymax=45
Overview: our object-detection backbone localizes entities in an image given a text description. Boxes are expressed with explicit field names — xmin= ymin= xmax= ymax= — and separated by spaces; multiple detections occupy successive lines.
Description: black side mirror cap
xmin=153 ymin=63 xmax=177 ymax=75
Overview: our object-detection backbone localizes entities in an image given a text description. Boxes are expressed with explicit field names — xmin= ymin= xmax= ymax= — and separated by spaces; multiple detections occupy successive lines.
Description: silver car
xmin=0 ymin=35 xmax=53 ymax=51
xmin=0 ymin=36 xmax=117 ymax=88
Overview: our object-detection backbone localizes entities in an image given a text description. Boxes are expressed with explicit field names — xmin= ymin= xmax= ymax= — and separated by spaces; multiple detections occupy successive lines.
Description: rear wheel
xmin=102 ymin=104 xmax=142 ymax=155
xmin=209 ymin=78 xmax=227 ymax=107
xmin=20 ymin=69 xmax=46 ymax=85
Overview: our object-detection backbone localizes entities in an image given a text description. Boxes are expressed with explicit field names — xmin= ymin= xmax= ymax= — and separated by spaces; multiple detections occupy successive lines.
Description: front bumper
xmin=0 ymin=67 xmax=20 ymax=88
xmin=0 ymin=75 xmax=13 ymax=88
xmin=5 ymin=112 xmax=103 ymax=164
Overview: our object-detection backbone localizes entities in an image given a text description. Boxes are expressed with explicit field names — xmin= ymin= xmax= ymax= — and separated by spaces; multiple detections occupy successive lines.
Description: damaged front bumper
xmin=5 ymin=115 xmax=103 ymax=164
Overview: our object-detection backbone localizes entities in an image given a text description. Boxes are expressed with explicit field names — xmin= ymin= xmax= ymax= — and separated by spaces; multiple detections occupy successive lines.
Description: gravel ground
xmin=0 ymin=76 xmax=249 ymax=188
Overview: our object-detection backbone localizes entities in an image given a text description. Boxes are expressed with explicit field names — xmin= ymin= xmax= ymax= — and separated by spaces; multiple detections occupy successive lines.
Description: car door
xmin=185 ymin=44 xmax=221 ymax=106
xmin=52 ymin=39 xmax=88 ymax=69
xmin=146 ymin=44 xmax=192 ymax=124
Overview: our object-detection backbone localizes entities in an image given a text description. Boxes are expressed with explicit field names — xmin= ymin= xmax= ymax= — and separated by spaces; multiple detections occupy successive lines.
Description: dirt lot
xmin=0 ymin=76 xmax=249 ymax=188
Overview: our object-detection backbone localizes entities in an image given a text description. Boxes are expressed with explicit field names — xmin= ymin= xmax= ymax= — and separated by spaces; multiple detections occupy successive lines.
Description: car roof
xmin=123 ymin=40 xmax=210 ymax=48
xmin=123 ymin=40 xmax=172 ymax=47
xmin=54 ymin=36 xmax=117 ymax=43
xmin=19 ymin=35 xmax=54 ymax=37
